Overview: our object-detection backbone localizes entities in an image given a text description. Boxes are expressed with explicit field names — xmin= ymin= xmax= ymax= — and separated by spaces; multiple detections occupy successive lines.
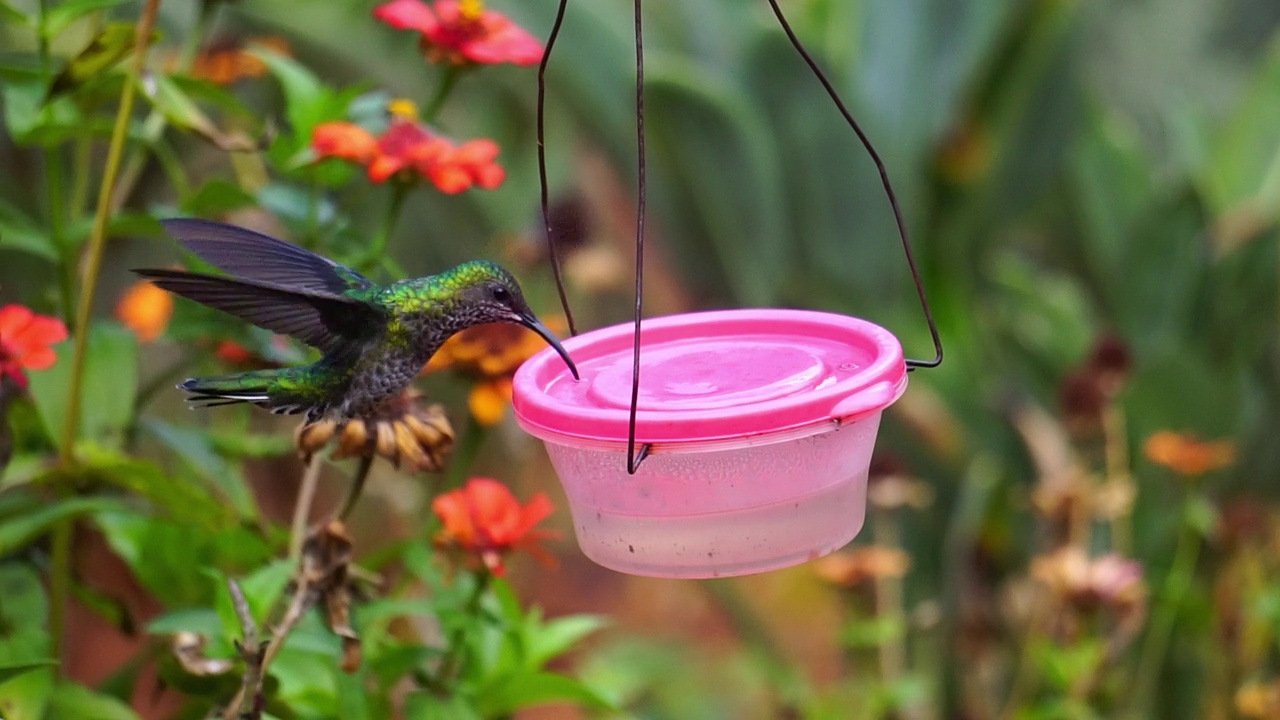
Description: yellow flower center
xmin=458 ymin=0 xmax=484 ymax=22
xmin=386 ymin=98 xmax=420 ymax=121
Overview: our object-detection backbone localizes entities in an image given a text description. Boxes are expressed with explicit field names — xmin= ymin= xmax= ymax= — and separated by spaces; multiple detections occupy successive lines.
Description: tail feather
xmin=179 ymin=370 xmax=307 ymax=415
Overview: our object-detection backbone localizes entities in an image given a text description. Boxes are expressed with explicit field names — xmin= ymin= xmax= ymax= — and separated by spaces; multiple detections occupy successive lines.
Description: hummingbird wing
xmin=133 ymin=268 xmax=382 ymax=352
xmin=159 ymin=218 xmax=375 ymax=295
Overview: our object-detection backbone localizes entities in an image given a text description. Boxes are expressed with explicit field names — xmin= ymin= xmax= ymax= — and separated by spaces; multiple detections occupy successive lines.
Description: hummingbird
xmin=135 ymin=219 xmax=578 ymax=422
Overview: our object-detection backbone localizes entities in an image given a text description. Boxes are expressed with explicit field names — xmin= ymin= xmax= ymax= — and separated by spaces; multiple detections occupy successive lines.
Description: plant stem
xmin=443 ymin=414 xmax=485 ymax=490
xmin=43 ymin=148 xmax=74 ymax=323
xmin=337 ymin=455 xmax=375 ymax=520
xmin=1102 ymin=404 xmax=1132 ymax=553
xmin=421 ymin=66 xmax=463 ymax=124
xmin=871 ymin=510 xmax=908 ymax=696
xmin=361 ymin=183 xmax=410 ymax=274
xmin=1127 ymin=500 xmax=1203 ymax=717
xmin=433 ymin=570 xmax=491 ymax=686
xmin=289 ymin=454 xmax=324 ymax=561
xmin=49 ymin=0 xmax=163 ymax=671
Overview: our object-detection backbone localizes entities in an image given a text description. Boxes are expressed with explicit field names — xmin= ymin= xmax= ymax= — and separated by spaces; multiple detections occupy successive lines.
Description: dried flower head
xmin=867 ymin=455 xmax=933 ymax=511
xmin=1144 ymin=431 xmax=1235 ymax=477
xmin=1060 ymin=334 xmax=1133 ymax=433
xmin=432 ymin=477 xmax=556 ymax=576
xmin=1031 ymin=547 xmax=1147 ymax=621
xmin=295 ymin=390 xmax=454 ymax=472
xmin=814 ymin=546 xmax=911 ymax=588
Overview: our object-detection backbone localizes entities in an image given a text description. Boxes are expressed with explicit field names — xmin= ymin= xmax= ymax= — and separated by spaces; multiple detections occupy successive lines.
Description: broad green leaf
xmin=0 ymin=662 xmax=56 ymax=686
xmin=27 ymin=323 xmax=137 ymax=449
xmin=1202 ymin=39 xmax=1280 ymax=230
xmin=0 ymin=496 xmax=125 ymax=555
xmin=143 ymin=74 xmax=219 ymax=138
xmin=142 ymin=418 xmax=258 ymax=519
xmin=147 ymin=608 xmax=221 ymax=636
xmin=77 ymin=445 xmax=230 ymax=528
xmin=475 ymin=671 xmax=614 ymax=716
xmin=524 ymin=614 xmax=608 ymax=669
xmin=0 ymin=198 xmax=58 ymax=261
xmin=335 ymin=672 xmax=372 ymax=720
xmin=0 ymin=666 xmax=53 ymax=720
xmin=46 ymin=23 xmax=136 ymax=99
xmin=0 ymin=1 xmax=30 ymax=25
xmin=252 ymin=48 xmax=326 ymax=137
xmin=94 ymin=511 xmax=216 ymax=607
xmin=180 ymin=179 xmax=257 ymax=217
xmin=45 ymin=682 xmax=140 ymax=720
xmin=403 ymin=691 xmax=482 ymax=720
xmin=42 ymin=0 xmax=131 ymax=39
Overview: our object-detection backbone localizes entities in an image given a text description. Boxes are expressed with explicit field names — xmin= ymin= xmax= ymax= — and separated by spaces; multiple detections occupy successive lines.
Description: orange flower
xmin=116 ymin=280 xmax=173 ymax=342
xmin=189 ymin=36 xmax=290 ymax=85
xmin=312 ymin=122 xmax=379 ymax=165
xmin=432 ymin=477 xmax=556 ymax=575
xmin=0 ymin=304 xmax=68 ymax=389
xmin=426 ymin=319 xmax=563 ymax=425
xmin=311 ymin=118 xmax=505 ymax=194
xmin=374 ymin=0 xmax=543 ymax=67
xmin=1144 ymin=431 xmax=1235 ymax=476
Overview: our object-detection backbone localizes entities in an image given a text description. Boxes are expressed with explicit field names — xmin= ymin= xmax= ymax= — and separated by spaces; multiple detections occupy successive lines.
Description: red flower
xmin=432 ymin=477 xmax=555 ymax=575
xmin=311 ymin=119 xmax=506 ymax=194
xmin=0 ymin=304 xmax=68 ymax=389
xmin=374 ymin=0 xmax=543 ymax=66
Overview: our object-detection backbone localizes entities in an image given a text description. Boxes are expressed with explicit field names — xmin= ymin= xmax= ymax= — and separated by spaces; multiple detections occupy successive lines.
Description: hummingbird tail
xmin=179 ymin=370 xmax=310 ymax=415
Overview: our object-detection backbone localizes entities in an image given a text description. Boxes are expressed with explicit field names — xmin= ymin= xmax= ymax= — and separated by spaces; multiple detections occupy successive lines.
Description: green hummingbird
xmin=135 ymin=219 xmax=578 ymax=422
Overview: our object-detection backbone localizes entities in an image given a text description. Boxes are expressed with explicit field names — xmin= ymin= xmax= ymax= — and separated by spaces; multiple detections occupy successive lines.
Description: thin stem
xmin=871 ymin=510 xmax=907 ymax=692
xmin=43 ymin=148 xmax=74 ymax=323
xmin=443 ymin=414 xmax=484 ymax=490
xmin=61 ymin=0 xmax=164 ymax=463
xmin=433 ymin=571 xmax=491 ymax=686
xmin=1127 ymin=499 xmax=1203 ymax=716
xmin=288 ymin=455 xmax=324 ymax=561
xmin=337 ymin=455 xmax=375 ymax=520
xmin=421 ymin=65 xmax=463 ymax=124
xmin=1102 ymin=404 xmax=1132 ymax=553
xmin=1000 ymin=592 xmax=1057 ymax=719
xmin=361 ymin=183 xmax=410 ymax=275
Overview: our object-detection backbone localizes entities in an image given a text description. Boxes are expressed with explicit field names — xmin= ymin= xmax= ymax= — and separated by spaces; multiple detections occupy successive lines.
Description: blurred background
xmin=4 ymin=0 xmax=1280 ymax=717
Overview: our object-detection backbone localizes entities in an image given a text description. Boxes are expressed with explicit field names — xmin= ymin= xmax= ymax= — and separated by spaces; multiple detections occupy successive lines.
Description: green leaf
xmin=147 ymin=608 xmax=222 ymax=636
xmin=213 ymin=560 xmax=293 ymax=638
xmin=403 ymin=692 xmax=482 ymax=720
xmin=475 ymin=671 xmax=614 ymax=716
xmin=524 ymin=614 xmax=608 ymax=669
xmin=252 ymin=48 xmax=327 ymax=137
xmin=27 ymin=323 xmax=137 ymax=449
xmin=180 ymin=179 xmax=257 ymax=217
xmin=142 ymin=418 xmax=258 ymax=519
xmin=0 ymin=665 xmax=53 ymax=720
xmin=1185 ymin=494 xmax=1219 ymax=537
xmin=77 ymin=445 xmax=230 ymax=528
xmin=45 ymin=682 xmax=140 ymax=720
xmin=1202 ymin=39 xmax=1280 ymax=227
xmin=0 ymin=2 xmax=31 ymax=25
xmin=0 ymin=199 xmax=58 ymax=261
xmin=0 ymin=662 xmax=56 ymax=686
xmin=42 ymin=0 xmax=131 ymax=39
xmin=142 ymin=74 xmax=219 ymax=138
xmin=0 ymin=497 xmax=125 ymax=555
xmin=47 ymin=23 xmax=136 ymax=99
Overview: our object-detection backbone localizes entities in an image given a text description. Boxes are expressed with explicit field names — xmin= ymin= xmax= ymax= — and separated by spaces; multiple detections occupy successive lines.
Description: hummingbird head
xmin=448 ymin=261 xmax=580 ymax=380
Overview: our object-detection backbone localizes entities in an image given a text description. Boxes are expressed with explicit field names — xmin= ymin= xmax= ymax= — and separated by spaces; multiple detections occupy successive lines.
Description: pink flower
xmin=375 ymin=0 xmax=543 ymax=67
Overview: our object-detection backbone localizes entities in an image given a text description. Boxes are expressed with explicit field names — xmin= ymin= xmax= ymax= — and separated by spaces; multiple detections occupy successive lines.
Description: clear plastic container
xmin=513 ymin=309 xmax=906 ymax=578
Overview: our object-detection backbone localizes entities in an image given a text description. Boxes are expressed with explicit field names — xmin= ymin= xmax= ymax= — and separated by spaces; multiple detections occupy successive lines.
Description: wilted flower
xmin=374 ymin=0 xmax=543 ymax=67
xmin=1031 ymin=547 xmax=1146 ymax=623
xmin=0 ymin=304 xmax=68 ymax=388
xmin=1144 ymin=431 xmax=1235 ymax=477
xmin=116 ymin=280 xmax=173 ymax=342
xmin=425 ymin=319 xmax=563 ymax=425
xmin=295 ymin=389 xmax=454 ymax=472
xmin=814 ymin=546 xmax=911 ymax=588
xmin=432 ymin=477 xmax=556 ymax=575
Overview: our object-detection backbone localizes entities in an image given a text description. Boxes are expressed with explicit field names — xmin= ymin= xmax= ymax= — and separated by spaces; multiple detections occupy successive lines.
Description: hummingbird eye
xmin=490 ymin=284 xmax=511 ymax=304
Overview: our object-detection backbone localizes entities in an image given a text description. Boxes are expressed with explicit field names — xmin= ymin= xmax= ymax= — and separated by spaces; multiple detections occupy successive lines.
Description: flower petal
xmin=374 ymin=0 xmax=439 ymax=33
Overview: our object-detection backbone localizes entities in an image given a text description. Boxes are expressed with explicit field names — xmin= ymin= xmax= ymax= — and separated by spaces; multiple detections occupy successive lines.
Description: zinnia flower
xmin=116 ymin=280 xmax=173 ymax=342
xmin=311 ymin=118 xmax=506 ymax=194
xmin=0 ymin=304 xmax=68 ymax=389
xmin=432 ymin=477 xmax=555 ymax=575
xmin=425 ymin=319 xmax=564 ymax=425
xmin=1144 ymin=431 xmax=1235 ymax=476
xmin=374 ymin=0 xmax=543 ymax=66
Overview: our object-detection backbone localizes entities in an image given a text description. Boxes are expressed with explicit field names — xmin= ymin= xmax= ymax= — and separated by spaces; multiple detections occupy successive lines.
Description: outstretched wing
xmin=160 ymin=218 xmax=374 ymax=296
xmin=134 ymin=268 xmax=382 ymax=352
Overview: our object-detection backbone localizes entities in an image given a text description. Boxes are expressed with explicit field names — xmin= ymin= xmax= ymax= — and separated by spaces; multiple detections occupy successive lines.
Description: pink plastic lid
xmin=512 ymin=309 xmax=907 ymax=445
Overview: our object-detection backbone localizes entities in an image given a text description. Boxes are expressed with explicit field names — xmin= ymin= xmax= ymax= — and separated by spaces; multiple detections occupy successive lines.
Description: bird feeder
xmin=512 ymin=0 xmax=943 ymax=578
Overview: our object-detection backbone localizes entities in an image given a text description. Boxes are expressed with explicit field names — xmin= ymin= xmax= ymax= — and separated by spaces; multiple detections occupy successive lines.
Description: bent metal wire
xmin=536 ymin=0 xmax=945 ymax=474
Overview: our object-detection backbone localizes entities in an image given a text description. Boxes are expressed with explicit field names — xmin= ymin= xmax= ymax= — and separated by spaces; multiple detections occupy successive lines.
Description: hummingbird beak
xmin=519 ymin=314 xmax=580 ymax=380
